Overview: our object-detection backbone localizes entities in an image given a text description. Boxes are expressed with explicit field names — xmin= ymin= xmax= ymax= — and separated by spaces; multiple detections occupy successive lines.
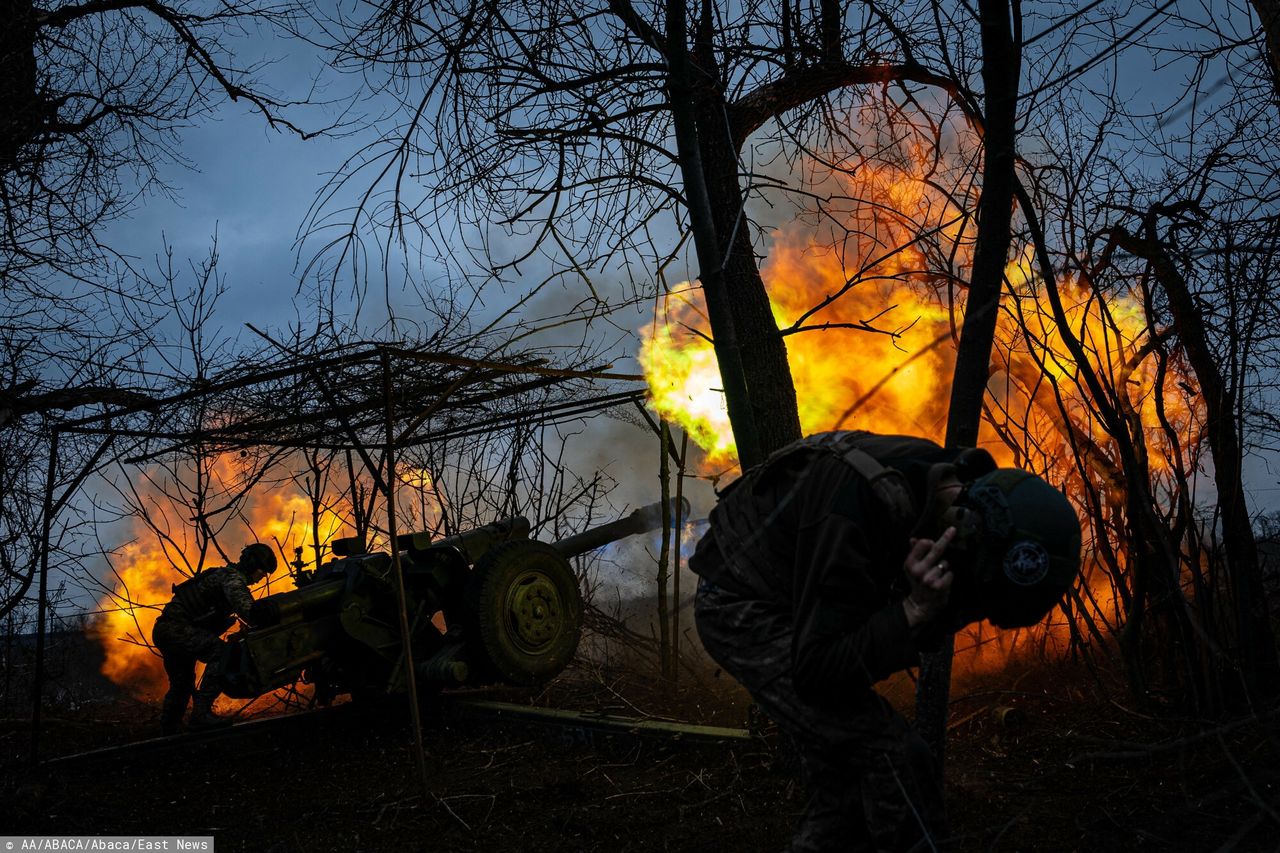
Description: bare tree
xmin=2 ymin=0 xmax=311 ymax=283
xmin=0 ymin=0 xmax=319 ymax=623
xmin=308 ymin=0 xmax=1007 ymax=468
xmin=963 ymin=0 xmax=1280 ymax=713
xmin=917 ymin=0 xmax=1020 ymax=759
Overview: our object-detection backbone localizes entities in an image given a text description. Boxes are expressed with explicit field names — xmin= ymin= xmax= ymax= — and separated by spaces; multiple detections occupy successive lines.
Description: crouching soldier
xmin=153 ymin=543 xmax=278 ymax=733
xmin=690 ymin=431 xmax=1081 ymax=851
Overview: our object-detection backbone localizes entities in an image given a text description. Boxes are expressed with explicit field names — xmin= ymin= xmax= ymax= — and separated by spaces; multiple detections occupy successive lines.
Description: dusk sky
xmin=73 ymin=3 xmax=1280 ymax=514
xmin=97 ymin=37 xmax=375 ymax=330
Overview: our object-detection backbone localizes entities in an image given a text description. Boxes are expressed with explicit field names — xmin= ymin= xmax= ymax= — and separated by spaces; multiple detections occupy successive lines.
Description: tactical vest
xmin=703 ymin=431 xmax=936 ymax=595
xmin=162 ymin=567 xmax=238 ymax=634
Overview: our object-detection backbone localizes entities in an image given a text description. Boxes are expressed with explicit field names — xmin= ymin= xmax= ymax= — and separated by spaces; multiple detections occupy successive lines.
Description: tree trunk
xmin=689 ymin=28 xmax=802 ymax=460
xmin=1250 ymin=0 xmax=1280 ymax=98
xmin=918 ymin=0 xmax=1021 ymax=764
xmin=1112 ymin=224 xmax=1280 ymax=703
xmin=1017 ymin=180 xmax=1213 ymax=712
xmin=664 ymin=0 xmax=772 ymax=468
xmin=698 ymin=138 xmax=803 ymax=460
xmin=0 ymin=0 xmax=40 ymax=172
xmin=661 ymin=6 xmax=804 ymax=466
xmin=945 ymin=0 xmax=1020 ymax=446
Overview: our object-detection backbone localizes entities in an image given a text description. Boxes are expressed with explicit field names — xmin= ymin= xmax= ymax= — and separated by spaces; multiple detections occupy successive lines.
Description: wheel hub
xmin=506 ymin=573 xmax=562 ymax=652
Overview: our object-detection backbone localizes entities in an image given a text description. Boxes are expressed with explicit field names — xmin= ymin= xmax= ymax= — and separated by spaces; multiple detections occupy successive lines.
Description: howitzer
xmin=218 ymin=498 xmax=688 ymax=701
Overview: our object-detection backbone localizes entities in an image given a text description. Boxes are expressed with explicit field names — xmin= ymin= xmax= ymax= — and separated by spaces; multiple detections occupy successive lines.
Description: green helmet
xmin=239 ymin=543 xmax=278 ymax=577
xmin=942 ymin=469 xmax=1081 ymax=629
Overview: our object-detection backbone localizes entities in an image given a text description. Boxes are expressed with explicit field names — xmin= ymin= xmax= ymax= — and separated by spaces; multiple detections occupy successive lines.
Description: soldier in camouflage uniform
xmin=689 ymin=431 xmax=1081 ymax=852
xmin=152 ymin=543 xmax=278 ymax=733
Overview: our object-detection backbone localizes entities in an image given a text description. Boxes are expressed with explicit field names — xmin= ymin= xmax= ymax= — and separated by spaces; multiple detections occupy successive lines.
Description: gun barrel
xmin=259 ymin=576 xmax=346 ymax=623
xmin=551 ymin=497 xmax=691 ymax=558
xmin=428 ymin=515 xmax=531 ymax=564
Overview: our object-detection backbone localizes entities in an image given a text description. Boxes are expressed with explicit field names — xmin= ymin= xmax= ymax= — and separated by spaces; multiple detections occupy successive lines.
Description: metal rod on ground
xmin=381 ymin=349 xmax=431 ymax=802
xmin=31 ymin=426 xmax=59 ymax=765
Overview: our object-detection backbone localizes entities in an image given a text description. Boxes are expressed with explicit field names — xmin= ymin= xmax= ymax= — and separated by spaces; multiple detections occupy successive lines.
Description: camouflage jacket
xmin=160 ymin=564 xmax=256 ymax=633
xmin=688 ymin=431 xmax=993 ymax=704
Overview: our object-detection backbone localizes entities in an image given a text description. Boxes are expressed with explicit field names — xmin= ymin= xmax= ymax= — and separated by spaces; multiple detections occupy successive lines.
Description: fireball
xmin=639 ymin=142 xmax=1200 ymax=676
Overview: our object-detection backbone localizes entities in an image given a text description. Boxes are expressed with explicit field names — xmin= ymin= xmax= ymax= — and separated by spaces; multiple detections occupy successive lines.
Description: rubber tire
xmin=464 ymin=540 xmax=582 ymax=686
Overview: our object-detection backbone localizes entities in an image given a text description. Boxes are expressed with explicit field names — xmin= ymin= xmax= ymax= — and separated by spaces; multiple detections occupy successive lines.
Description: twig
xmin=1216 ymin=733 xmax=1280 ymax=827
xmin=1066 ymin=707 xmax=1280 ymax=764
xmin=432 ymin=792 xmax=473 ymax=832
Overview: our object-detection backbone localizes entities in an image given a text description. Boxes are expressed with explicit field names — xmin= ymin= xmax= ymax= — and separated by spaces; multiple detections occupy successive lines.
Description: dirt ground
xmin=4 ymin=663 xmax=1280 ymax=852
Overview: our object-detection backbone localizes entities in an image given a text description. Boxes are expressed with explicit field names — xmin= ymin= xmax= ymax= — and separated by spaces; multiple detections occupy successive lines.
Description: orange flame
xmin=94 ymin=453 xmax=441 ymax=701
xmin=641 ymin=153 xmax=1200 ymax=677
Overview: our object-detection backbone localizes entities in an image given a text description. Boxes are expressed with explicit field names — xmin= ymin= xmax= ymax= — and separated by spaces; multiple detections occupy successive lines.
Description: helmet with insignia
xmin=941 ymin=469 xmax=1081 ymax=628
xmin=239 ymin=543 xmax=278 ymax=579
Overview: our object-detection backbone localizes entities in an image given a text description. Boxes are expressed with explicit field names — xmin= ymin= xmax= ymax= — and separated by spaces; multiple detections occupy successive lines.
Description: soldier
xmin=152 ymin=543 xmax=278 ymax=733
xmin=689 ymin=431 xmax=1081 ymax=852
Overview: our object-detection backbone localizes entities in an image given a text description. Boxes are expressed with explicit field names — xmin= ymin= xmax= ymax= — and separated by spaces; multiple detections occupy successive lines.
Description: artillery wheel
xmin=464 ymin=540 xmax=582 ymax=686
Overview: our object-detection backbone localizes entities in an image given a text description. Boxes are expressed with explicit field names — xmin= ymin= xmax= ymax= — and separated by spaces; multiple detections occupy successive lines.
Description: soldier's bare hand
xmin=902 ymin=527 xmax=956 ymax=628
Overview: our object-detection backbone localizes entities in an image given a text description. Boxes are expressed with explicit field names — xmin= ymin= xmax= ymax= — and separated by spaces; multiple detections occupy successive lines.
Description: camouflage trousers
xmin=152 ymin=616 xmax=225 ymax=727
xmin=694 ymin=577 xmax=947 ymax=852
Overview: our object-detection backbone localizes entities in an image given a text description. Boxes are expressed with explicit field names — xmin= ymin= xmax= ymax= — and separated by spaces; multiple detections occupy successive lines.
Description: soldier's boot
xmin=158 ymin=692 xmax=187 ymax=736
xmin=188 ymin=695 xmax=232 ymax=730
xmin=188 ymin=659 xmax=232 ymax=731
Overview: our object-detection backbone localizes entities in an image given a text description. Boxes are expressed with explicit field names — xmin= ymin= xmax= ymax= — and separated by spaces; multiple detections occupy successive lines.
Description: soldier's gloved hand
xmin=902 ymin=526 xmax=956 ymax=628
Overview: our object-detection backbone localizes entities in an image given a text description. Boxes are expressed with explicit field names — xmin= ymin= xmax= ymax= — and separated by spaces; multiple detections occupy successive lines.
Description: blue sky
xmin=99 ymin=90 xmax=346 ymax=328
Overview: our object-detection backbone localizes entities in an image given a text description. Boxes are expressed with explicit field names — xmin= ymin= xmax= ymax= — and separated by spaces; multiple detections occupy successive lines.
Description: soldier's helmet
xmin=941 ymin=470 xmax=1081 ymax=628
xmin=239 ymin=543 xmax=278 ymax=578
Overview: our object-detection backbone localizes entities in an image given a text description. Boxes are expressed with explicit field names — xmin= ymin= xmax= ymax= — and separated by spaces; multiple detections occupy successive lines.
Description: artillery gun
xmin=217 ymin=499 xmax=686 ymax=702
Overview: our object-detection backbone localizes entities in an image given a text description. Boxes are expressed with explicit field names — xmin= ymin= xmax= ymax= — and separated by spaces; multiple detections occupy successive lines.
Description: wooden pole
xmin=657 ymin=421 xmax=672 ymax=680
xmin=381 ymin=349 xmax=431 ymax=801
xmin=671 ymin=429 xmax=688 ymax=683
xmin=30 ymin=426 xmax=59 ymax=764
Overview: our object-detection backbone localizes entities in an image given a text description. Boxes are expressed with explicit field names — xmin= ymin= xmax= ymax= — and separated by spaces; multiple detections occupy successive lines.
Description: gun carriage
xmin=218 ymin=499 xmax=685 ymax=702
